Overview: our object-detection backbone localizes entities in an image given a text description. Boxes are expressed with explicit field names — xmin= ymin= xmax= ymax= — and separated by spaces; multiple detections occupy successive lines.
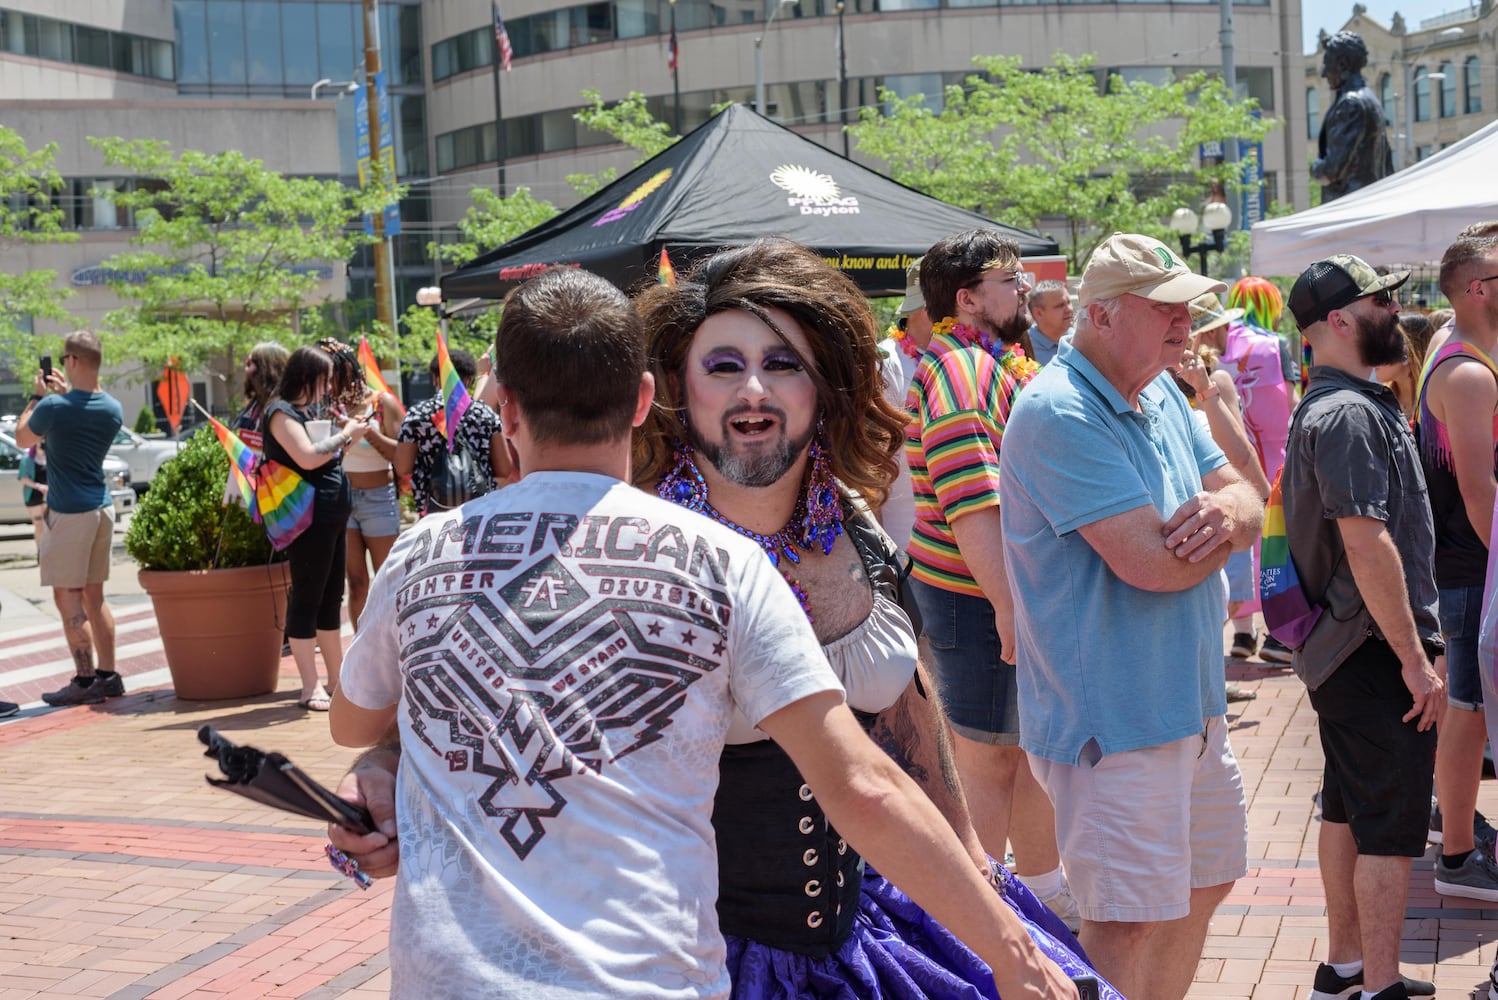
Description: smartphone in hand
xmin=40 ymin=355 xmax=52 ymax=381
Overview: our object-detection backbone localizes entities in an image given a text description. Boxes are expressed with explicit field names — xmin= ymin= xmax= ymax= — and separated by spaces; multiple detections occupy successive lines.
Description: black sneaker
xmin=1308 ymin=963 xmax=1433 ymax=1000
xmin=41 ymin=676 xmax=109 ymax=706
xmin=1476 ymin=810 xmax=1498 ymax=857
xmin=0 ymin=701 xmax=18 ymax=719
xmin=1230 ymin=631 xmax=1259 ymax=658
xmin=1259 ymin=635 xmax=1294 ymax=664
xmin=92 ymin=672 xmax=126 ymax=699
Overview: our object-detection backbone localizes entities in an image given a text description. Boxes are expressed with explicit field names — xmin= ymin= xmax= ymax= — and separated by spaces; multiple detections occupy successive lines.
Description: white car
xmin=0 ymin=430 xmax=134 ymax=525
xmin=109 ymin=428 xmax=183 ymax=494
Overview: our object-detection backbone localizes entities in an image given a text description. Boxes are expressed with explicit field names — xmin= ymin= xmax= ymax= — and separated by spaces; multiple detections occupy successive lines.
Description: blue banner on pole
xmin=356 ymin=73 xmax=401 ymax=237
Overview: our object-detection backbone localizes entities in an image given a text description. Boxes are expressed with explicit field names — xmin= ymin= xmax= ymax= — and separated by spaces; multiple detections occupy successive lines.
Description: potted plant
xmin=125 ymin=426 xmax=291 ymax=700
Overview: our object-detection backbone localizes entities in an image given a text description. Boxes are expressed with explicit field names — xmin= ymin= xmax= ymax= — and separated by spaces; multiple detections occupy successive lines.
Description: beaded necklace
xmin=929 ymin=317 xmax=1043 ymax=386
xmin=658 ymin=454 xmax=820 ymax=622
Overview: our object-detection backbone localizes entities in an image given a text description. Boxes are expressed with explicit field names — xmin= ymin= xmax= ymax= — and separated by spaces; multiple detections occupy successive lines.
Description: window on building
xmin=174 ymin=1 xmax=208 ymax=83
xmin=1306 ymin=86 xmax=1320 ymax=139
xmin=279 ymin=3 xmax=318 ymax=86
xmin=206 ymin=2 xmax=245 ymax=84
xmin=1413 ymin=66 xmax=1431 ymax=121
xmin=316 ymin=2 xmax=357 ymax=82
xmin=1466 ymin=56 xmax=1481 ymax=115
xmin=1379 ymin=72 xmax=1393 ymax=121
xmin=1439 ymin=61 xmax=1456 ymax=118
xmin=244 ymin=2 xmax=283 ymax=87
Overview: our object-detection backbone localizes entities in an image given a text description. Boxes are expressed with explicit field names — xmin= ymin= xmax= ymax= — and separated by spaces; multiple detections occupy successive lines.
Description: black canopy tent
xmin=440 ymin=104 xmax=1059 ymax=301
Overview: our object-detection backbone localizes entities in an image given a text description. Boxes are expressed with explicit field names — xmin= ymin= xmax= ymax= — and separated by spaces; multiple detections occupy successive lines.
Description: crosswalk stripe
xmin=4 ymin=611 xmax=161 ymax=658
xmin=0 ymin=601 xmax=155 ymax=644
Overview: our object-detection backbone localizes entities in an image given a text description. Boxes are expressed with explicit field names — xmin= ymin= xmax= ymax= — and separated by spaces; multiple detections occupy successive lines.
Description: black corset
xmin=713 ymin=736 xmax=866 ymax=956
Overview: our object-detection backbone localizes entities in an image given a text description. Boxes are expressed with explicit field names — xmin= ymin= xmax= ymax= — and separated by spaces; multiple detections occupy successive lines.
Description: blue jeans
xmin=907 ymin=577 xmax=1020 ymax=744
xmin=1440 ymin=584 xmax=1484 ymax=710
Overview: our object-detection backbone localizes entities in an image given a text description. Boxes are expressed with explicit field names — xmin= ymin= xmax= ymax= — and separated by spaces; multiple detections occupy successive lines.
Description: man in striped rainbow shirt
xmin=902 ymin=228 xmax=1077 ymax=929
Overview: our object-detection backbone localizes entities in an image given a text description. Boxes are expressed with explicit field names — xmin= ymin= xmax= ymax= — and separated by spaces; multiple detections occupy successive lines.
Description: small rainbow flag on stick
xmin=1258 ymin=473 xmax=1322 ymax=650
xmin=206 ymin=413 xmax=259 ymax=512
xmin=435 ymin=327 xmax=471 ymax=452
xmin=658 ymin=247 xmax=677 ymax=286
xmin=357 ymin=337 xmax=405 ymax=417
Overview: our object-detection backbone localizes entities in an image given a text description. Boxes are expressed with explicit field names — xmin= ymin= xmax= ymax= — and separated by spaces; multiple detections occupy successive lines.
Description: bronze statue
xmin=1311 ymin=31 xmax=1394 ymax=201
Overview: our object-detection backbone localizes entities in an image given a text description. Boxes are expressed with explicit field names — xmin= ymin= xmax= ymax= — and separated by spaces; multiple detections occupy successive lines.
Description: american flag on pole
xmin=492 ymin=2 xmax=513 ymax=72
xmin=667 ymin=5 xmax=679 ymax=71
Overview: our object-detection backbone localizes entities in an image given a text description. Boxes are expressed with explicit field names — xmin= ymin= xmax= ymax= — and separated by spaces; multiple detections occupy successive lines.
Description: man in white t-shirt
xmin=330 ymin=267 xmax=1078 ymax=1000
xmin=876 ymin=257 xmax=932 ymax=552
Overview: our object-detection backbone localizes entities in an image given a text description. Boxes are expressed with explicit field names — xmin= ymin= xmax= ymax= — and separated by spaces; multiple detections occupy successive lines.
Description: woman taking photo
xmin=263 ymin=340 xmax=368 ymax=711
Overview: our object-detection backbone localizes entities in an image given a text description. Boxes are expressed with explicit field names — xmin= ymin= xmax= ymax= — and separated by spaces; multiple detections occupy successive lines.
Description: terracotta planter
xmin=139 ymin=562 xmax=291 ymax=700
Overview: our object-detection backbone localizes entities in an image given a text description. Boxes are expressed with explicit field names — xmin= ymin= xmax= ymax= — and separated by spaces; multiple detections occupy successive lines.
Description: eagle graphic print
xmin=392 ymin=505 xmax=735 ymax=859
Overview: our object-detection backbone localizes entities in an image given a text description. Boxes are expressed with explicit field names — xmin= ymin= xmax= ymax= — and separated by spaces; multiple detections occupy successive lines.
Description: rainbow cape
xmin=357 ymin=337 xmax=405 ymax=417
xmin=435 ymin=328 xmax=471 ymax=451
xmin=255 ymin=459 xmax=314 ymax=552
xmin=208 ymin=416 xmax=260 ymax=512
xmin=658 ymin=247 xmax=677 ymax=286
xmin=1258 ymin=472 xmax=1322 ymax=650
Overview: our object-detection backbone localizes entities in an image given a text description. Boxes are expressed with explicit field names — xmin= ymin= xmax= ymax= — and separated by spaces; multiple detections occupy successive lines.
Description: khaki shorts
xmin=39 ymin=507 xmax=115 ymax=589
xmin=1029 ymin=715 xmax=1248 ymax=923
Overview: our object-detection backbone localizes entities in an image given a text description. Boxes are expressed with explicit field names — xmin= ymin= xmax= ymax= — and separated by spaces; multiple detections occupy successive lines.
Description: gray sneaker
xmin=1434 ymin=849 xmax=1498 ymax=902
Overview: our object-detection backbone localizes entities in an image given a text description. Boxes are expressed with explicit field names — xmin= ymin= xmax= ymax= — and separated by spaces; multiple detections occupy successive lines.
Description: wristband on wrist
xmin=1196 ymin=383 xmax=1219 ymax=401
xmin=29 ymin=394 xmax=44 ymax=402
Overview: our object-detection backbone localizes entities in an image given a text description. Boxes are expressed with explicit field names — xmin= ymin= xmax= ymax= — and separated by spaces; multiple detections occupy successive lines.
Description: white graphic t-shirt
xmin=340 ymin=471 xmax=842 ymax=1000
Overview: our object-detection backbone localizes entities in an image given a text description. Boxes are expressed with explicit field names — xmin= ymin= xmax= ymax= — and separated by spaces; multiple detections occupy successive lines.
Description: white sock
xmin=1330 ymin=959 xmax=1363 ymax=978
xmin=1231 ymin=616 xmax=1256 ymax=632
xmin=1026 ymin=865 xmax=1064 ymax=899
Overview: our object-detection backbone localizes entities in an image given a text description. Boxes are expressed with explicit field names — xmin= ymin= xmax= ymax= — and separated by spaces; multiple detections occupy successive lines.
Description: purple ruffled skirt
xmin=724 ymin=864 xmax=1123 ymax=999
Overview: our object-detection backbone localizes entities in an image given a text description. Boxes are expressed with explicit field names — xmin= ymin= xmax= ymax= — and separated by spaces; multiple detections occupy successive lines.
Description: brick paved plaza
xmin=2 ymin=597 xmax=1497 ymax=999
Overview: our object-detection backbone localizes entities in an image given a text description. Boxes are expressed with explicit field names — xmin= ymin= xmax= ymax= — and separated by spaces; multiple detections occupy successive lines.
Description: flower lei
xmin=888 ymin=322 xmax=922 ymax=360
xmin=930 ymin=317 xmax=1042 ymax=387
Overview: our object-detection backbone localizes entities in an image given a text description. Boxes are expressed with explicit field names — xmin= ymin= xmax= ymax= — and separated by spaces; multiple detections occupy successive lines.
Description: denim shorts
xmin=346 ymin=482 xmax=400 ymax=538
xmin=907 ymin=576 xmax=1020 ymax=744
xmin=1440 ymin=583 xmax=1485 ymax=710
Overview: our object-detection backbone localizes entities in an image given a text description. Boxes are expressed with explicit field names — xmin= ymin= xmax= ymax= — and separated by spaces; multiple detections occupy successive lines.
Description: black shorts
xmin=1309 ymin=637 xmax=1436 ymax=857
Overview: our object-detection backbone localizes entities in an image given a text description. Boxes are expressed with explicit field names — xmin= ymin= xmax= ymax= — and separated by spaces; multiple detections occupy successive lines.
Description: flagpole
xmin=669 ymin=0 xmax=680 ymax=135
xmin=836 ymin=0 xmax=849 ymax=158
xmin=491 ymin=1 xmax=508 ymax=196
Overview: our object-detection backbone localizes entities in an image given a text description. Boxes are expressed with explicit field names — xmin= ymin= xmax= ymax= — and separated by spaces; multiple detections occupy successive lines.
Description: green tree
xmin=92 ymin=137 xmax=392 ymax=380
xmin=848 ymin=54 xmax=1278 ymax=272
xmin=0 ymin=126 xmax=78 ymax=369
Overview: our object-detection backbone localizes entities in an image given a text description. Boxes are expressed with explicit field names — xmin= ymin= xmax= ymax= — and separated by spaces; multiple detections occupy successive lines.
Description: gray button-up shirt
xmin=1282 ymin=366 xmax=1441 ymax=690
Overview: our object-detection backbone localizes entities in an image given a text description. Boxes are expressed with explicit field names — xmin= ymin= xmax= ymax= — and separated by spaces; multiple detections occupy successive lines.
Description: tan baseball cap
xmin=1188 ymin=291 xmax=1245 ymax=336
xmin=1078 ymin=233 xmax=1227 ymax=307
xmin=897 ymin=257 xmax=925 ymax=316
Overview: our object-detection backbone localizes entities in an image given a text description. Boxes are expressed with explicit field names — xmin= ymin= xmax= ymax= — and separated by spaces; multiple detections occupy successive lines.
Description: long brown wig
xmin=633 ymin=239 xmax=906 ymax=509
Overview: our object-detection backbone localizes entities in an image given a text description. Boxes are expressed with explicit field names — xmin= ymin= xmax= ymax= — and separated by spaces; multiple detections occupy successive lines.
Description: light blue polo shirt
xmin=1000 ymin=340 xmax=1229 ymax=765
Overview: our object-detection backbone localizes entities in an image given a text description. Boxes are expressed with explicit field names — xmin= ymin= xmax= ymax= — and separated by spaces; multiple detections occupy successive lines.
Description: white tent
xmin=1250 ymin=116 xmax=1498 ymax=276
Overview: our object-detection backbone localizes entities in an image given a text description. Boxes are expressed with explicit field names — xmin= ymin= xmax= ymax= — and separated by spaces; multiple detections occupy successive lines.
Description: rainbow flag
xmin=207 ymin=416 xmax=260 ymax=513
xmin=658 ymin=248 xmax=677 ymax=286
xmin=1258 ymin=473 xmax=1322 ymax=650
xmin=435 ymin=328 xmax=471 ymax=451
xmin=256 ymin=460 xmax=314 ymax=552
xmin=357 ymin=337 xmax=405 ymax=418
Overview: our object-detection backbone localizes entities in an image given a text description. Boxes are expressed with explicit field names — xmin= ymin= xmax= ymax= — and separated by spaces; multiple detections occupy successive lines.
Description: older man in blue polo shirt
xmin=1000 ymin=233 xmax=1264 ymax=1000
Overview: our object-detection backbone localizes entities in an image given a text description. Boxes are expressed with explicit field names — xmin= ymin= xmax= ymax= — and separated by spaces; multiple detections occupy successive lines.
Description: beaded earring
xmin=798 ymin=419 xmax=842 ymax=555
xmin=658 ymin=437 xmax=709 ymax=508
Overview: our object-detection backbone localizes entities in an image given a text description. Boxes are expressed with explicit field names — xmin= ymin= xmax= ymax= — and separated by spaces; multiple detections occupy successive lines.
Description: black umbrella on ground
xmin=441 ymin=103 xmax=1060 ymax=301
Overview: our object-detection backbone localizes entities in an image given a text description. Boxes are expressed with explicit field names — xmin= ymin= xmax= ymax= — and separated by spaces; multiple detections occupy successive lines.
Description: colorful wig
xmin=1228 ymin=276 xmax=1284 ymax=332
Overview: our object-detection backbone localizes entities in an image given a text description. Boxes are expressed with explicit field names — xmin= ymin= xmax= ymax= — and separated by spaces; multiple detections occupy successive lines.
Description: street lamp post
xmin=1397 ymin=26 xmax=1464 ymax=170
xmin=754 ymin=0 xmax=798 ymax=116
xmin=1169 ymin=201 xmax=1233 ymax=276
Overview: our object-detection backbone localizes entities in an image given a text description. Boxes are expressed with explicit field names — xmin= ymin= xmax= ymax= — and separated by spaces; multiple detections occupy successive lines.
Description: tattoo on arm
xmin=870 ymin=705 xmax=930 ymax=784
